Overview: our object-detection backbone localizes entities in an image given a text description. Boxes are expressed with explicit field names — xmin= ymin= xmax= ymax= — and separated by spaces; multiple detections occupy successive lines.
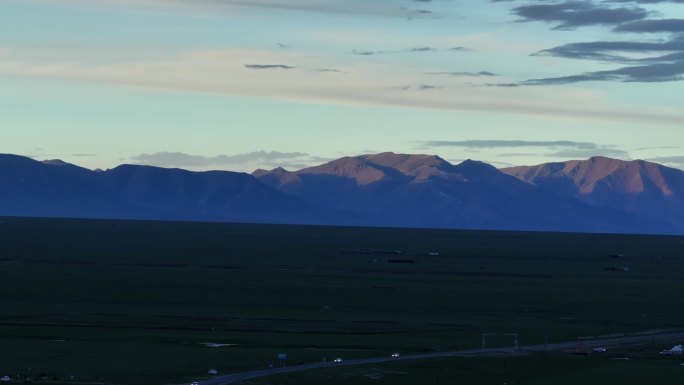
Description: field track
xmin=193 ymin=330 xmax=684 ymax=385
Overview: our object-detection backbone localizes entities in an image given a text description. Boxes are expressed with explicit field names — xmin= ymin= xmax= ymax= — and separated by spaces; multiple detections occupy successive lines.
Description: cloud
xmin=394 ymin=84 xmax=444 ymax=91
xmin=43 ymin=0 xmax=439 ymax=18
xmin=401 ymin=8 xmax=434 ymax=18
xmin=485 ymin=82 xmax=520 ymax=87
xmin=3 ymin=46 xmax=684 ymax=127
xmin=523 ymin=62 xmax=684 ymax=83
xmin=418 ymin=84 xmax=441 ymax=90
xmin=426 ymin=71 xmax=497 ymax=77
xmin=417 ymin=139 xmax=602 ymax=149
xmin=408 ymin=46 xmax=437 ymax=52
xmin=245 ymin=63 xmax=344 ymax=73
xmin=492 ymin=1 xmax=684 ymax=84
xmin=311 ymin=68 xmax=345 ymax=73
xmin=547 ymin=147 xmax=630 ymax=158
xmin=351 ymin=46 xmax=468 ymax=55
xmin=418 ymin=139 xmax=630 ymax=159
xmin=614 ymin=19 xmax=684 ymax=33
xmin=608 ymin=0 xmax=684 ymax=4
xmin=511 ymin=1 xmax=649 ymax=30
xmin=633 ymin=146 xmax=680 ymax=150
xmin=533 ymin=36 xmax=684 ymax=62
xmin=645 ymin=156 xmax=684 ymax=170
xmin=521 ymin=34 xmax=684 ymax=83
xmin=245 ymin=64 xmax=295 ymax=70
xmin=130 ymin=150 xmax=322 ymax=171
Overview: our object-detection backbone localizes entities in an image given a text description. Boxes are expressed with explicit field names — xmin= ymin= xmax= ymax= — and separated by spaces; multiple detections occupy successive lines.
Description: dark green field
xmin=0 ymin=217 xmax=683 ymax=384
xmin=242 ymin=351 xmax=684 ymax=385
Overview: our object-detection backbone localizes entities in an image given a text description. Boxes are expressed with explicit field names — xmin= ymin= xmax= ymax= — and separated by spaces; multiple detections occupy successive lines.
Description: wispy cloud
xmin=532 ymin=35 xmax=684 ymax=63
xmin=523 ymin=63 xmax=684 ymax=84
xmin=426 ymin=71 xmax=497 ymax=77
xmin=634 ymin=146 xmax=680 ymax=151
xmin=351 ymin=46 xmax=468 ymax=55
xmin=130 ymin=150 xmax=325 ymax=171
xmin=222 ymin=0 xmax=437 ymax=18
xmin=3 ymin=17 xmax=684 ymax=130
xmin=41 ymin=0 xmax=439 ymax=18
xmin=1 ymin=45 xmax=682 ymax=126
xmin=493 ymin=0 xmax=684 ymax=84
xmin=522 ymin=35 xmax=684 ymax=83
xmin=395 ymin=84 xmax=444 ymax=91
xmin=615 ymin=19 xmax=684 ymax=33
xmin=645 ymin=156 xmax=684 ymax=170
xmin=245 ymin=64 xmax=295 ymax=70
xmin=547 ymin=147 xmax=630 ymax=159
xmin=418 ymin=139 xmax=630 ymax=159
xmin=244 ymin=63 xmax=345 ymax=73
xmin=418 ymin=140 xmax=605 ymax=149
xmin=608 ymin=0 xmax=684 ymax=4
xmin=511 ymin=1 xmax=649 ymax=30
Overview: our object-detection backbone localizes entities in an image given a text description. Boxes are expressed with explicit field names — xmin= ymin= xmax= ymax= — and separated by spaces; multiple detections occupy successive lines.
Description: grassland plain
xmin=0 ymin=217 xmax=683 ymax=384
xmin=241 ymin=352 xmax=684 ymax=385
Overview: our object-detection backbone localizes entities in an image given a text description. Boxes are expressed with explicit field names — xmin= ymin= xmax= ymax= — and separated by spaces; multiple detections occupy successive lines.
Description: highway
xmin=191 ymin=330 xmax=684 ymax=385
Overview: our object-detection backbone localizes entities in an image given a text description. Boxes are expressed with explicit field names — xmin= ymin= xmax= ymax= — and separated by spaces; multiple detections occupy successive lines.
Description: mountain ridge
xmin=0 ymin=154 xmax=347 ymax=225
xmin=0 ymin=153 xmax=681 ymax=234
xmin=501 ymin=156 xmax=684 ymax=229
xmin=253 ymin=152 xmax=679 ymax=234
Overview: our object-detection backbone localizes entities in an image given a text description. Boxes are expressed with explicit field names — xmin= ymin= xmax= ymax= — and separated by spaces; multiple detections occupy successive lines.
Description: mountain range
xmin=1 ymin=152 xmax=682 ymax=234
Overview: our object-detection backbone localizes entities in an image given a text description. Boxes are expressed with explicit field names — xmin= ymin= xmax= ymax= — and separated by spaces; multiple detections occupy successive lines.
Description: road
xmin=190 ymin=330 xmax=684 ymax=385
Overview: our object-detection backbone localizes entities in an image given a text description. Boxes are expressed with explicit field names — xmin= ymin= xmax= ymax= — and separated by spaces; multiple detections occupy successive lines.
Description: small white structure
xmin=659 ymin=345 xmax=683 ymax=355
xmin=0 ymin=375 xmax=10 ymax=382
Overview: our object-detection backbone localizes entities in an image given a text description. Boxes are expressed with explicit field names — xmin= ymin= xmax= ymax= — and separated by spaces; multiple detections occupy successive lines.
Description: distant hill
xmin=0 ymin=153 xmax=680 ymax=234
xmin=0 ymin=154 xmax=340 ymax=225
xmin=502 ymin=156 xmax=684 ymax=230
xmin=254 ymin=153 xmax=672 ymax=233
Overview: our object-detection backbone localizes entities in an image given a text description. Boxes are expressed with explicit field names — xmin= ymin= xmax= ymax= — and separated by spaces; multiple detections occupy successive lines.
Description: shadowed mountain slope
xmin=0 ymin=154 xmax=340 ymax=225
xmin=0 ymin=153 xmax=680 ymax=234
xmin=254 ymin=153 xmax=671 ymax=233
xmin=502 ymin=156 xmax=684 ymax=229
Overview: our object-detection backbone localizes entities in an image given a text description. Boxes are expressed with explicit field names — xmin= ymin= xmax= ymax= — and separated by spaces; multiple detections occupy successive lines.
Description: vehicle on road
xmin=333 ymin=358 xmax=343 ymax=363
xmin=592 ymin=347 xmax=607 ymax=353
xmin=391 ymin=353 xmax=401 ymax=357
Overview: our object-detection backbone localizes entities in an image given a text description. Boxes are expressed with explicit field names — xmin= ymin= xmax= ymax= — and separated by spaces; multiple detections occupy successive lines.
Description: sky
xmin=1 ymin=0 xmax=683 ymax=172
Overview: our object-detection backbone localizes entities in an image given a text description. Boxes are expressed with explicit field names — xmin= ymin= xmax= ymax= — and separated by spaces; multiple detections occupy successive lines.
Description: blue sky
xmin=1 ymin=0 xmax=683 ymax=171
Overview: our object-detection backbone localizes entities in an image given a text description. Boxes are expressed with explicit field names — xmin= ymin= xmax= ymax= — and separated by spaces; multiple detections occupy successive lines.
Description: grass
xmin=242 ymin=352 xmax=684 ymax=385
xmin=0 ymin=217 xmax=683 ymax=384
